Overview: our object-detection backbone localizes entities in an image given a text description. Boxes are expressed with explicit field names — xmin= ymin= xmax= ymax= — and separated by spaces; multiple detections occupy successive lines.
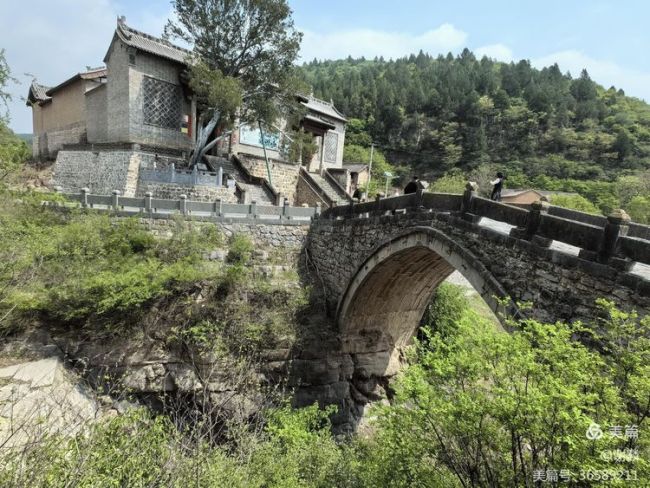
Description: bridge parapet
xmin=321 ymin=185 xmax=650 ymax=271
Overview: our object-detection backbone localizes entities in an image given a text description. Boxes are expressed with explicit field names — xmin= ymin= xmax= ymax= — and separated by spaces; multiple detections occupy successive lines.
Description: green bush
xmin=549 ymin=193 xmax=600 ymax=214
xmin=227 ymin=233 xmax=254 ymax=264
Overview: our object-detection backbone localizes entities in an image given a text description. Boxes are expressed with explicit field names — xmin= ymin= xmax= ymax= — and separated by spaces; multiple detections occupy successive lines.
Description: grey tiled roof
xmin=30 ymin=82 xmax=51 ymax=101
xmin=115 ymin=19 xmax=191 ymax=65
xmin=45 ymin=67 xmax=107 ymax=96
xmin=300 ymin=95 xmax=347 ymax=122
xmin=26 ymin=82 xmax=52 ymax=105
xmin=343 ymin=163 xmax=369 ymax=172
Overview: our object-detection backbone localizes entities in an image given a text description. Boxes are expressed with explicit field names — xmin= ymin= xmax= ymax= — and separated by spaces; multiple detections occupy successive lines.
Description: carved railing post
xmin=250 ymin=200 xmax=257 ymax=219
xmin=179 ymin=194 xmax=187 ymax=215
xmin=111 ymin=190 xmax=121 ymax=211
xmin=214 ymin=198 xmax=223 ymax=218
xmin=282 ymin=198 xmax=290 ymax=220
xmin=315 ymin=202 xmax=322 ymax=219
xmin=144 ymin=191 xmax=153 ymax=214
xmin=510 ymin=198 xmax=551 ymax=247
xmin=460 ymin=181 xmax=481 ymax=223
xmin=81 ymin=187 xmax=89 ymax=208
xmin=598 ymin=209 xmax=632 ymax=269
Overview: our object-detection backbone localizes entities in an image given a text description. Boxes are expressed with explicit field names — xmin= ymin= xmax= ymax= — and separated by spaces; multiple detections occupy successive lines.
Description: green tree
xmin=165 ymin=0 xmax=303 ymax=167
xmin=549 ymin=193 xmax=600 ymax=214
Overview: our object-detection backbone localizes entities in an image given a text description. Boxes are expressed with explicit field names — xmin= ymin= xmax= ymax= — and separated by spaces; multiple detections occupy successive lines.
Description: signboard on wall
xmin=239 ymin=125 xmax=280 ymax=150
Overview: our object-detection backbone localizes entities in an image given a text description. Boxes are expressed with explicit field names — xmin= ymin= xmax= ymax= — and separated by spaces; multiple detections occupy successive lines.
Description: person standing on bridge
xmin=490 ymin=172 xmax=505 ymax=201
xmin=404 ymin=176 xmax=420 ymax=194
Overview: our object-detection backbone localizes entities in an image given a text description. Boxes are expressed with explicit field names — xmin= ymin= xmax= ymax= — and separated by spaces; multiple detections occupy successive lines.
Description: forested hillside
xmin=302 ymin=49 xmax=650 ymax=176
xmin=301 ymin=49 xmax=650 ymax=221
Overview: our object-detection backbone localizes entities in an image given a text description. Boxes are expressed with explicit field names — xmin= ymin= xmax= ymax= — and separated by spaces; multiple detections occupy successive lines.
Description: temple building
xmin=26 ymin=17 xmax=350 ymax=207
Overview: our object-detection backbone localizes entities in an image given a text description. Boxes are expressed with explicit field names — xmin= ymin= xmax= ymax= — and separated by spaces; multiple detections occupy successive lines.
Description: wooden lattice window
xmin=324 ymin=131 xmax=338 ymax=162
xmin=143 ymin=76 xmax=181 ymax=129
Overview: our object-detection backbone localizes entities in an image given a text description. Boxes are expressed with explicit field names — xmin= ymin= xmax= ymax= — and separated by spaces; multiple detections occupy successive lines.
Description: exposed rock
xmin=0 ymin=358 xmax=98 ymax=451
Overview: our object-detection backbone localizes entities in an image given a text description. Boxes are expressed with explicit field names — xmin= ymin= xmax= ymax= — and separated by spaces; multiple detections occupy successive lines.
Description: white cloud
xmin=299 ymin=23 xmax=467 ymax=62
xmin=475 ymin=43 xmax=514 ymax=62
xmin=0 ymin=0 xmax=172 ymax=133
xmin=532 ymin=50 xmax=650 ymax=102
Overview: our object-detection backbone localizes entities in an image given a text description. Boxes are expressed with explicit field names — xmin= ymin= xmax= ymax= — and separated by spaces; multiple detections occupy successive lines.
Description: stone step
xmin=309 ymin=172 xmax=348 ymax=205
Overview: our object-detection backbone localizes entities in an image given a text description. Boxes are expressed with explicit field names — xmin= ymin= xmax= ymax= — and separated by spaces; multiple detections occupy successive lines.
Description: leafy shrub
xmin=227 ymin=233 xmax=254 ymax=265
xmin=550 ymin=193 xmax=600 ymax=214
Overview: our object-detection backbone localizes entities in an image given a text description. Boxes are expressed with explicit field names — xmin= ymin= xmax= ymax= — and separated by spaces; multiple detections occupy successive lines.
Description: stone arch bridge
xmin=303 ymin=187 xmax=650 ymax=416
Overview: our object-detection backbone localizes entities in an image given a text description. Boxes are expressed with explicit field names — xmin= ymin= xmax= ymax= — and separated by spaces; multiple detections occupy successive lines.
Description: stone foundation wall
xmin=135 ymin=182 xmax=237 ymax=202
xmin=53 ymin=149 xmax=136 ymax=194
xmin=140 ymin=217 xmax=308 ymax=249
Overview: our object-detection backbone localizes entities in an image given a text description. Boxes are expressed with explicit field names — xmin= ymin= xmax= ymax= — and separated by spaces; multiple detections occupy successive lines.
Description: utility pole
xmin=365 ymin=143 xmax=374 ymax=199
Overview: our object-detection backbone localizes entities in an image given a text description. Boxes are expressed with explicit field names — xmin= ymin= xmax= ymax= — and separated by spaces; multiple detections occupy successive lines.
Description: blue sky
xmin=2 ymin=0 xmax=649 ymax=133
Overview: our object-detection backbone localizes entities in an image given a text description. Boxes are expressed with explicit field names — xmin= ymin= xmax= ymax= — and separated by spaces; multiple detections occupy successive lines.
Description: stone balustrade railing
xmin=50 ymin=189 xmax=319 ymax=223
xmin=321 ymin=183 xmax=650 ymax=269
xmin=139 ymin=163 xmax=235 ymax=188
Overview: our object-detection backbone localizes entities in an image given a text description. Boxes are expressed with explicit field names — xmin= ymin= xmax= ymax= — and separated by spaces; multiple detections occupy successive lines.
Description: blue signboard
xmin=240 ymin=125 xmax=280 ymax=150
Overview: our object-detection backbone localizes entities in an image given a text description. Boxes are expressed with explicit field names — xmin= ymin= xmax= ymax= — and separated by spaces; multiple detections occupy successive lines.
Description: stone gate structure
xmin=300 ymin=188 xmax=650 ymax=428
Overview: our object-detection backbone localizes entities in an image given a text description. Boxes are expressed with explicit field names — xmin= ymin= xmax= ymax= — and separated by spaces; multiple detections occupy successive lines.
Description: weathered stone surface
xmin=0 ymin=358 xmax=98 ymax=451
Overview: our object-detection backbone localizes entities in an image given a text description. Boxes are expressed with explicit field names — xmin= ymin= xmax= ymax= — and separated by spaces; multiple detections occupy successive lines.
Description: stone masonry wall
xmin=296 ymin=173 xmax=329 ymax=208
xmin=135 ymin=182 xmax=237 ymax=202
xmin=309 ymin=211 xmax=650 ymax=326
xmin=53 ymin=149 xmax=135 ymax=194
xmin=238 ymin=155 xmax=300 ymax=204
xmin=139 ymin=217 xmax=308 ymax=249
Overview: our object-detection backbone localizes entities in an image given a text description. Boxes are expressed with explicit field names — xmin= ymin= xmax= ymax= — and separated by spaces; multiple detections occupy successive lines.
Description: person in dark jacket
xmin=352 ymin=187 xmax=362 ymax=200
xmin=490 ymin=172 xmax=505 ymax=201
xmin=404 ymin=176 xmax=420 ymax=194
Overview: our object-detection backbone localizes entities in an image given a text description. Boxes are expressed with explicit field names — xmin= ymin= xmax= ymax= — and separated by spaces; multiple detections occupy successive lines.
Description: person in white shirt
xmin=490 ymin=172 xmax=505 ymax=201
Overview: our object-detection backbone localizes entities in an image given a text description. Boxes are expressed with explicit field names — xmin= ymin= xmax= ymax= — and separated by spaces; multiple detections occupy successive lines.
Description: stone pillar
xmin=81 ymin=187 xmax=89 ymax=208
xmin=460 ymin=181 xmax=481 ymax=223
xmin=282 ymin=198 xmax=290 ymax=220
xmin=250 ymin=200 xmax=257 ymax=219
xmin=144 ymin=192 xmax=153 ymax=213
xmin=179 ymin=194 xmax=187 ymax=215
xmin=319 ymin=135 xmax=325 ymax=174
xmin=598 ymin=209 xmax=632 ymax=269
xmin=214 ymin=198 xmax=223 ymax=217
xmin=510 ymin=198 xmax=552 ymax=247
xmin=190 ymin=95 xmax=198 ymax=142
xmin=192 ymin=165 xmax=198 ymax=185
xmin=217 ymin=166 xmax=223 ymax=187
xmin=315 ymin=202 xmax=321 ymax=219
xmin=170 ymin=163 xmax=176 ymax=183
xmin=111 ymin=190 xmax=121 ymax=211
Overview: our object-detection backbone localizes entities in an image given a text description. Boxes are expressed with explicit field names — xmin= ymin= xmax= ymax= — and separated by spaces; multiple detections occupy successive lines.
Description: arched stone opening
xmin=337 ymin=227 xmax=512 ymax=360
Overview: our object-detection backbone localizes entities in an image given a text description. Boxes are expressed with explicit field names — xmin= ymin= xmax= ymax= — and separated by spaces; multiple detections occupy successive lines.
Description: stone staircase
xmin=238 ymin=182 xmax=274 ymax=205
xmin=204 ymin=155 xmax=275 ymax=205
xmin=308 ymin=172 xmax=350 ymax=206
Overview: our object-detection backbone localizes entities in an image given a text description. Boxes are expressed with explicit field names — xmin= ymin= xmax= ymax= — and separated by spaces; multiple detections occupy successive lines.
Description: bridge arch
xmin=337 ymin=226 xmax=515 ymax=355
